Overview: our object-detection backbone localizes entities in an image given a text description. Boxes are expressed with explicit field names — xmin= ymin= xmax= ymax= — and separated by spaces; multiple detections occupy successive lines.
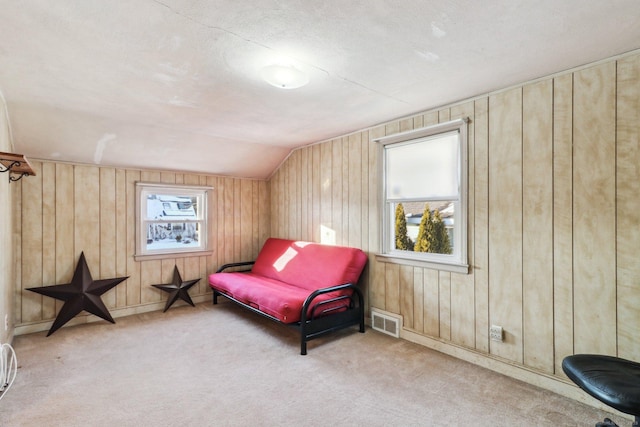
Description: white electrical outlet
xmin=490 ymin=325 xmax=503 ymax=342
xmin=4 ymin=314 xmax=8 ymax=331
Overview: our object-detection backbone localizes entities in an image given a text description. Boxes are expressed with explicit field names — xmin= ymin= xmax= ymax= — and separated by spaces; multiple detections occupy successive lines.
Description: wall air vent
xmin=371 ymin=308 xmax=402 ymax=338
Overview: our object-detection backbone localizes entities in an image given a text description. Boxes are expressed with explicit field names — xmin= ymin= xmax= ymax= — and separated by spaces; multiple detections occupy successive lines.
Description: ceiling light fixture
xmin=261 ymin=64 xmax=309 ymax=89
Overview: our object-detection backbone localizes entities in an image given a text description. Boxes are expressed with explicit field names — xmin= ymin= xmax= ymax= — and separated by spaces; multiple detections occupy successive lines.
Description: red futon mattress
xmin=208 ymin=238 xmax=367 ymax=323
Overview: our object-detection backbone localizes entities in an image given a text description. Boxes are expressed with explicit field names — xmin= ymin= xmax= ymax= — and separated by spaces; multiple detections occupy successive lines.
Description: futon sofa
xmin=208 ymin=238 xmax=368 ymax=355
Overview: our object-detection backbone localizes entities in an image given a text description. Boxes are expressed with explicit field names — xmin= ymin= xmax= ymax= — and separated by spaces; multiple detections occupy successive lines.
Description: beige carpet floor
xmin=0 ymin=301 xmax=622 ymax=426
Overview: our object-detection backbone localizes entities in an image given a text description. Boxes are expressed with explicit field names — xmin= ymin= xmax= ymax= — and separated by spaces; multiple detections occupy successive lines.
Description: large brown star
xmin=152 ymin=266 xmax=200 ymax=312
xmin=27 ymin=252 xmax=128 ymax=336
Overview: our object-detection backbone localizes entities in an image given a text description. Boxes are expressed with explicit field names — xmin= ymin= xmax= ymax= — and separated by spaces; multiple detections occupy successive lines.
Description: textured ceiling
xmin=1 ymin=0 xmax=639 ymax=179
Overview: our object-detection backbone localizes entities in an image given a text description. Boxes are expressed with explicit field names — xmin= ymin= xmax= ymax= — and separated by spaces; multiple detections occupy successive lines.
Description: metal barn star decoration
xmin=27 ymin=252 xmax=128 ymax=336
xmin=152 ymin=266 xmax=200 ymax=312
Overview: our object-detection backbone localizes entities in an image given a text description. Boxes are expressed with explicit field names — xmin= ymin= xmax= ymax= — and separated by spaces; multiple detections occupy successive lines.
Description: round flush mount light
xmin=260 ymin=64 xmax=309 ymax=89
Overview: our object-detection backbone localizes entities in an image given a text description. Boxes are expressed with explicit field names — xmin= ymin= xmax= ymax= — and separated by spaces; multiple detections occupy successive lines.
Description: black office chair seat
xmin=563 ymin=354 xmax=640 ymax=427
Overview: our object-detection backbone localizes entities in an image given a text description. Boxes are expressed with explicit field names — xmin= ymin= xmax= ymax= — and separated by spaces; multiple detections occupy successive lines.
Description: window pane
xmin=393 ymin=201 xmax=454 ymax=255
xmin=377 ymin=117 xmax=468 ymax=269
xmin=145 ymin=222 xmax=201 ymax=251
xmin=386 ymin=131 xmax=459 ymax=200
xmin=136 ymin=182 xmax=211 ymax=258
xmin=146 ymin=194 xmax=199 ymax=220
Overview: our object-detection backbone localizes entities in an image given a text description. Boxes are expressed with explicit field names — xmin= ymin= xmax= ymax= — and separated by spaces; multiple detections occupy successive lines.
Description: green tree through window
xmin=432 ymin=209 xmax=452 ymax=254
xmin=407 ymin=203 xmax=452 ymax=255
xmin=414 ymin=203 xmax=433 ymax=253
xmin=394 ymin=203 xmax=413 ymax=250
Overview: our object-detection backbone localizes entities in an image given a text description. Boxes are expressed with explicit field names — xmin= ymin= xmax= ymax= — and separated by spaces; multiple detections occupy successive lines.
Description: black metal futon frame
xmin=212 ymin=261 xmax=365 ymax=355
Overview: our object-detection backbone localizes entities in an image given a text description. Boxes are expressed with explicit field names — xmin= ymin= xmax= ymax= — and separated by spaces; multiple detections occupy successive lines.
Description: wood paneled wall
xmin=269 ymin=52 xmax=640 ymax=380
xmin=14 ymin=163 xmax=269 ymax=333
xmin=0 ymin=95 xmax=15 ymax=344
xmin=11 ymin=50 xmax=640 ymax=393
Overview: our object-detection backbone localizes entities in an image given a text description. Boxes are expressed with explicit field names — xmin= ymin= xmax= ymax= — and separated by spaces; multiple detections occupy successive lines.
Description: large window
xmin=135 ymin=182 xmax=212 ymax=259
xmin=376 ymin=118 xmax=469 ymax=273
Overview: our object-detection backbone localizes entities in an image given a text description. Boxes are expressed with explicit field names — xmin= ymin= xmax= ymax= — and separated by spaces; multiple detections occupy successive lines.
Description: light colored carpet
xmin=0 ymin=301 xmax=622 ymax=426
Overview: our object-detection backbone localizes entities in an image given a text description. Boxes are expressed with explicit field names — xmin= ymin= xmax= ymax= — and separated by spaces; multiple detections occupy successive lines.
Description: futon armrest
xmin=300 ymin=283 xmax=363 ymax=322
xmin=216 ymin=261 xmax=255 ymax=273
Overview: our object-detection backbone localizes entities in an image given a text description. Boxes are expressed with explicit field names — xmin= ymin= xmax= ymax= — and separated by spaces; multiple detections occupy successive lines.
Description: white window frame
xmin=135 ymin=182 xmax=213 ymax=261
xmin=375 ymin=118 xmax=469 ymax=274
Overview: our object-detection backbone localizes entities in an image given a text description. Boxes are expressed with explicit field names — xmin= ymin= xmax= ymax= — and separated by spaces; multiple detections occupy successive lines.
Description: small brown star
xmin=152 ymin=266 xmax=200 ymax=312
xmin=27 ymin=252 xmax=128 ymax=336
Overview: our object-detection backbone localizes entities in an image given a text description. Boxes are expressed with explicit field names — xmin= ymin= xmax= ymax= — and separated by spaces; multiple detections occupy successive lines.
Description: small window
xmin=135 ymin=182 xmax=212 ymax=259
xmin=376 ymin=118 xmax=469 ymax=273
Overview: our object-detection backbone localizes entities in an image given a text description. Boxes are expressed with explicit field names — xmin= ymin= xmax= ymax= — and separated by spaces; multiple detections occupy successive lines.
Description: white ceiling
xmin=1 ymin=1 xmax=639 ymax=179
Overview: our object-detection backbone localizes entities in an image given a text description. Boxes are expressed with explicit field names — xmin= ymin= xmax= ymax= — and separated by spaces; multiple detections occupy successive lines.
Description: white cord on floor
xmin=0 ymin=343 xmax=17 ymax=401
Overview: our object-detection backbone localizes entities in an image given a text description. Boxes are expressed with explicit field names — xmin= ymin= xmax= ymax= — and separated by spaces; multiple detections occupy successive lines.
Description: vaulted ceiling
xmin=1 ymin=1 xmax=639 ymax=179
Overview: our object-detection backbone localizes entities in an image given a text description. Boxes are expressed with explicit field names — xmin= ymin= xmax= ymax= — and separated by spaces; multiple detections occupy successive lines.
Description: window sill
xmin=375 ymin=253 xmax=469 ymax=274
xmin=134 ymin=250 xmax=213 ymax=262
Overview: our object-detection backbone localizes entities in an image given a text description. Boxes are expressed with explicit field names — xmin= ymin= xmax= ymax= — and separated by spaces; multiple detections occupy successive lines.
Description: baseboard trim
xmin=14 ymin=294 xmax=213 ymax=336
xmin=400 ymin=328 xmax=631 ymax=421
